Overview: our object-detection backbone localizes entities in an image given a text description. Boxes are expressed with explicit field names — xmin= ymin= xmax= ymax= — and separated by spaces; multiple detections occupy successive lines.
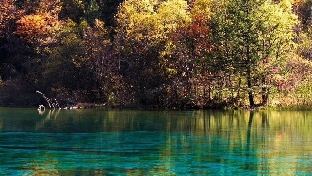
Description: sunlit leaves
xmin=211 ymin=0 xmax=299 ymax=104
xmin=258 ymin=0 xmax=299 ymax=54
xmin=36 ymin=0 xmax=62 ymax=15
xmin=0 ymin=0 xmax=310 ymax=107
xmin=15 ymin=13 xmax=60 ymax=44
xmin=15 ymin=0 xmax=62 ymax=44
xmin=157 ymin=2 xmax=214 ymax=108
xmin=256 ymin=0 xmax=299 ymax=87
xmin=157 ymin=0 xmax=191 ymax=35
xmin=190 ymin=0 xmax=212 ymax=19
xmin=114 ymin=0 xmax=193 ymax=106
xmin=115 ymin=0 xmax=190 ymax=52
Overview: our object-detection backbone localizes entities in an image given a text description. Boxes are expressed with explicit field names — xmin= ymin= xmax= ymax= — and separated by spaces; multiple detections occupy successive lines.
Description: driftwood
xmin=36 ymin=91 xmax=60 ymax=109
xmin=36 ymin=91 xmax=99 ymax=110
xmin=36 ymin=91 xmax=83 ymax=110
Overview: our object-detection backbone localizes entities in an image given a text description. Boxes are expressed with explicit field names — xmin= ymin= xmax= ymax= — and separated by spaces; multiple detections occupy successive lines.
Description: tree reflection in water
xmin=0 ymin=109 xmax=312 ymax=175
xmin=36 ymin=109 xmax=60 ymax=130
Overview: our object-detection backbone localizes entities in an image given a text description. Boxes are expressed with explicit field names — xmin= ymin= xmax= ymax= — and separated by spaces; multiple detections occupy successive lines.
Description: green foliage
xmin=210 ymin=0 xmax=299 ymax=107
xmin=85 ymin=0 xmax=100 ymax=24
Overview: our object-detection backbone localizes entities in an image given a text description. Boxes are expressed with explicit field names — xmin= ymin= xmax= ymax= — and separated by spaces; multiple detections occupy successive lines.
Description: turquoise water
xmin=0 ymin=108 xmax=312 ymax=175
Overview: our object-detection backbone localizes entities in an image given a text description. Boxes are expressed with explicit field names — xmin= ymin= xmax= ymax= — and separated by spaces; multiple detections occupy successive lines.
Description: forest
xmin=1 ymin=0 xmax=312 ymax=109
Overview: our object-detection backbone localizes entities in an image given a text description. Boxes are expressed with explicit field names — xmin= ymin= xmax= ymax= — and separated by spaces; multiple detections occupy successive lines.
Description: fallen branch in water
xmin=36 ymin=91 xmax=60 ymax=109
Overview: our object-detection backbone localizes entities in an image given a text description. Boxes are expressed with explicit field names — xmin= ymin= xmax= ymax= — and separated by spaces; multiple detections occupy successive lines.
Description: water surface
xmin=0 ymin=108 xmax=312 ymax=175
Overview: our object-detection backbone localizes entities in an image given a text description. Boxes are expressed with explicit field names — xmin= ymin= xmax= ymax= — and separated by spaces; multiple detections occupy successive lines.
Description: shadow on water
xmin=0 ymin=108 xmax=312 ymax=175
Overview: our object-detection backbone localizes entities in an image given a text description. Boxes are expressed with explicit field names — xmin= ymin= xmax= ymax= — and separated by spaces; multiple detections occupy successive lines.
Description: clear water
xmin=0 ymin=108 xmax=312 ymax=175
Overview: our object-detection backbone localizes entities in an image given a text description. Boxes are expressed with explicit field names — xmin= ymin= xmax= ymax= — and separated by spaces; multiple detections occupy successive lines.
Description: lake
xmin=0 ymin=108 xmax=312 ymax=175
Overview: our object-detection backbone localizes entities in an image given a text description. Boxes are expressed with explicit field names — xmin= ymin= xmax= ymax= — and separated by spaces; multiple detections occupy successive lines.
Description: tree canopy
xmin=0 ymin=0 xmax=311 ymax=109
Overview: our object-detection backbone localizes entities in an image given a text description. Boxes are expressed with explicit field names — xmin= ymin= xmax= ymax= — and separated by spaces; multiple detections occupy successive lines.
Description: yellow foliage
xmin=191 ymin=0 xmax=212 ymax=19
xmin=255 ymin=0 xmax=299 ymax=58
xmin=115 ymin=0 xmax=191 ymax=49
xmin=157 ymin=0 xmax=191 ymax=34
xmin=37 ymin=0 xmax=62 ymax=15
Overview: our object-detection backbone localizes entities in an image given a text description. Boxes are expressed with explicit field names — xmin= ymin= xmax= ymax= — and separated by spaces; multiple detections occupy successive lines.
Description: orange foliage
xmin=14 ymin=0 xmax=62 ymax=43
xmin=293 ymin=0 xmax=305 ymax=6
xmin=15 ymin=13 xmax=59 ymax=43
xmin=173 ymin=15 xmax=212 ymax=56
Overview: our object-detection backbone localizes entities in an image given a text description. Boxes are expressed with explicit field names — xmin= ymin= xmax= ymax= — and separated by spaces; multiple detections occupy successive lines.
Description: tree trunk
xmin=247 ymin=66 xmax=255 ymax=107
xmin=261 ymin=76 xmax=268 ymax=106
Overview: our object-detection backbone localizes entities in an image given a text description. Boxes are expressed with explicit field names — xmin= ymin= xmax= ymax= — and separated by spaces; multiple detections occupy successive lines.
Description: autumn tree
xmin=13 ymin=0 xmax=94 ymax=103
xmin=159 ymin=0 xmax=213 ymax=108
xmin=15 ymin=0 xmax=62 ymax=45
xmin=0 ymin=0 xmax=43 ymax=106
xmin=12 ymin=0 xmax=65 ymax=98
xmin=115 ymin=0 xmax=191 ymax=107
xmin=83 ymin=19 xmax=124 ymax=105
xmin=292 ymin=0 xmax=310 ymax=27
xmin=211 ymin=0 xmax=298 ymax=107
